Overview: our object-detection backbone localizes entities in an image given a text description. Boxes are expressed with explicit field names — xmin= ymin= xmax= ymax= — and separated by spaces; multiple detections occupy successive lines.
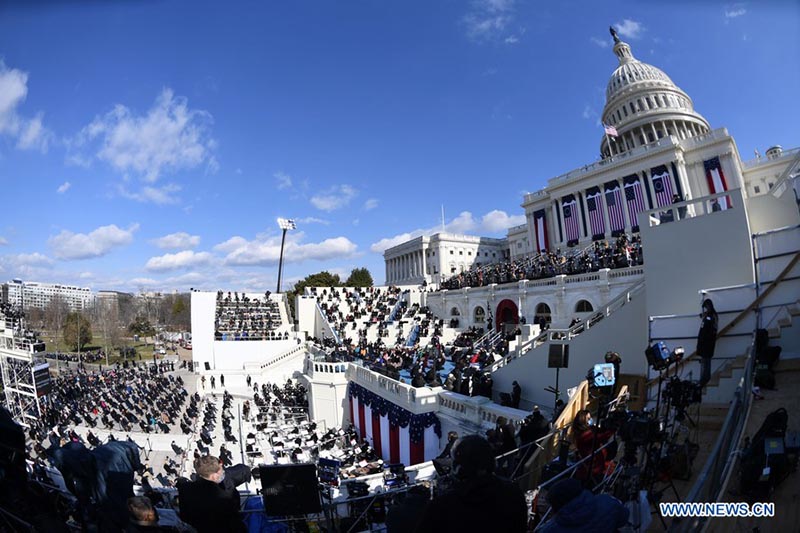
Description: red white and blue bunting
xmin=348 ymin=382 xmax=442 ymax=465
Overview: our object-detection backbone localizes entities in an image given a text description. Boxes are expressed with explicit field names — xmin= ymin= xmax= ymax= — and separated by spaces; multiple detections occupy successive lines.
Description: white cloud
xmin=275 ymin=171 xmax=293 ymax=190
xmin=48 ymin=223 xmax=139 ymax=260
xmin=370 ymin=209 xmax=523 ymax=253
xmin=57 ymin=181 xmax=71 ymax=194
xmin=10 ymin=252 xmax=53 ymax=267
xmin=295 ymin=217 xmax=330 ymax=226
xmin=78 ymin=271 xmax=93 ymax=279
xmin=481 ymin=209 xmax=526 ymax=232
xmin=117 ymin=183 xmax=181 ymax=205
xmin=725 ymin=5 xmax=747 ymax=19
xmin=145 ymin=250 xmax=214 ymax=272
xmin=0 ymin=236 xmax=7 ymax=245
xmin=590 ymin=36 xmax=610 ymax=48
xmin=0 ymin=253 xmax=54 ymax=279
xmin=151 ymin=231 xmax=200 ymax=250
xmin=363 ymin=198 xmax=379 ymax=211
xmin=614 ymin=19 xmax=644 ymax=40
xmin=462 ymin=0 xmax=516 ymax=43
xmin=310 ymin=184 xmax=358 ymax=212
xmin=75 ymin=88 xmax=216 ymax=183
xmin=0 ymin=61 xmax=50 ymax=152
xmin=215 ymin=231 xmax=357 ymax=266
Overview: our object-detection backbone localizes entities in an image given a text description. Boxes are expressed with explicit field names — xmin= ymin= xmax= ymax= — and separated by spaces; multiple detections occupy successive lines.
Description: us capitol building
xmin=384 ymin=29 xmax=798 ymax=286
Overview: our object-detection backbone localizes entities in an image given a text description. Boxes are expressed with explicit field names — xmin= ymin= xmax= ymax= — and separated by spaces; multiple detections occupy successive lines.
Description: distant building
xmin=3 ymin=279 xmax=94 ymax=312
xmin=383 ymin=233 xmax=509 ymax=286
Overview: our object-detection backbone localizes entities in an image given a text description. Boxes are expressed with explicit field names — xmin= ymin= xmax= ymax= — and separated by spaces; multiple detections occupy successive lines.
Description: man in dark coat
xmin=177 ymin=455 xmax=246 ymax=533
xmin=539 ymin=477 xmax=628 ymax=532
xmin=416 ymin=435 xmax=527 ymax=533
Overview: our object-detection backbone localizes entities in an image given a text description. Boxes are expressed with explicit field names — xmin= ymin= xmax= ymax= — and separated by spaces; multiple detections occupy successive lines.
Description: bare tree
xmin=44 ymin=294 xmax=69 ymax=350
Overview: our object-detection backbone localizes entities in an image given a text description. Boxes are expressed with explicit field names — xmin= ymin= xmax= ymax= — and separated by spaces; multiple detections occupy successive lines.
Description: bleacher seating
xmin=214 ymin=290 xmax=286 ymax=341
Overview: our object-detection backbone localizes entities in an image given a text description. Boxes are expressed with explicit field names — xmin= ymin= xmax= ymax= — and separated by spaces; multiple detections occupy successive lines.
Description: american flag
xmin=605 ymin=182 xmax=625 ymax=235
xmin=624 ymin=177 xmax=646 ymax=232
xmin=651 ymin=165 xmax=674 ymax=208
xmin=603 ymin=123 xmax=619 ymax=137
xmin=533 ymin=209 xmax=549 ymax=252
xmin=585 ymin=187 xmax=605 ymax=239
xmin=704 ymin=157 xmax=732 ymax=209
xmin=562 ymin=195 xmax=580 ymax=245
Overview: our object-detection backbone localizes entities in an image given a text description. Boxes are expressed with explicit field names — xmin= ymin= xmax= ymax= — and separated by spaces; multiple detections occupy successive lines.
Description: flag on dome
xmin=623 ymin=175 xmax=646 ymax=232
xmin=703 ymin=157 xmax=732 ymax=209
xmin=604 ymin=181 xmax=626 ymax=236
xmin=585 ymin=187 xmax=606 ymax=240
xmin=562 ymin=195 xmax=580 ymax=246
xmin=603 ymin=123 xmax=618 ymax=137
xmin=650 ymin=165 xmax=674 ymax=208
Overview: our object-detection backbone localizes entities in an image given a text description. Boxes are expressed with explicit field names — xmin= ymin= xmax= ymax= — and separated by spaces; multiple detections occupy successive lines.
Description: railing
xmin=644 ymin=189 xmax=739 ymax=228
xmin=523 ymin=136 xmax=680 ymax=198
xmin=436 ymin=391 xmax=528 ymax=429
xmin=646 ymin=251 xmax=800 ymax=389
xmin=677 ymin=127 xmax=730 ymax=150
xmin=669 ymin=337 xmax=756 ymax=532
xmin=256 ymin=342 xmax=306 ymax=370
xmin=315 ymin=302 xmax=340 ymax=344
xmin=516 ymin=380 xmax=591 ymax=490
xmin=405 ymin=324 xmax=420 ymax=347
xmin=488 ymin=279 xmax=645 ymax=372
xmin=345 ymin=363 xmax=439 ymax=413
xmin=741 ymin=146 xmax=800 ymax=169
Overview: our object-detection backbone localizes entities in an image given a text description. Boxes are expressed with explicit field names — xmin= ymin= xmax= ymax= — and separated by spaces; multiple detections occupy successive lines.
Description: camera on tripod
xmin=645 ymin=342 xmax=684 ymax=372
xmin=662 ymin=377 xmax=702 ymax=410
xmin=606 ymin=410 xmax=663 ymax=449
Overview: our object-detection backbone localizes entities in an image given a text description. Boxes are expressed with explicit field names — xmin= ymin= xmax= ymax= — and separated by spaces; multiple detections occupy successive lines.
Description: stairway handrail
xmin=769 ymin=149 xmax=800 ymax=199
xmin=488 ymin=279 xmax=645 ymax=372
xmin=646 ymin=251 xmax=800 ymax=389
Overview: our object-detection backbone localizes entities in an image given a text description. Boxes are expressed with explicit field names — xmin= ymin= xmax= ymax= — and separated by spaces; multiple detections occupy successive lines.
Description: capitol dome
xmin=600 ymin=30 xmax=710 ymax=159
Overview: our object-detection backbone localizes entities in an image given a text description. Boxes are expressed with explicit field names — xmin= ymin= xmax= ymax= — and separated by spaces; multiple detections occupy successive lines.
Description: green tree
xmin=128 ymin=315 xmax=156 ymax=343
xmin=288 ymin=271 xmax=343 ymax=319
xmin=63 ymin=312 xmax=93 ymax=352
xmin=345 ymin=267 xmax=374 ymax=288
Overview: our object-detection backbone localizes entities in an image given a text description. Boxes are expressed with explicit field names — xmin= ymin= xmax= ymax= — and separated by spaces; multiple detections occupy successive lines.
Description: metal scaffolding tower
xmin=0 ymin=304 xmax=47 ymax=428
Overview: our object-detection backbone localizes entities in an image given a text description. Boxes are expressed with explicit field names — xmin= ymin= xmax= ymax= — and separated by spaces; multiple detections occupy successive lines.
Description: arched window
xmin=450 ymin=307 xmax=461 ymax=316
xmin=534 ymin=302 xmax=552 ymax=326
xmin=474 ymin=306 xmax=485 ymax=323
xmin=575 ymin=300 xmax=594 ymax=313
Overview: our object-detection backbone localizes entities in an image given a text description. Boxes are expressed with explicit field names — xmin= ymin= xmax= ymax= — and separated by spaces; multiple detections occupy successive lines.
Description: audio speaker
xmin=548 ymin=344 xmax=569 ymax=368
xmin=204 ymin=362 xmax=210 ymax=371
xmin=259 ymin=463 xmax=321 ymax=516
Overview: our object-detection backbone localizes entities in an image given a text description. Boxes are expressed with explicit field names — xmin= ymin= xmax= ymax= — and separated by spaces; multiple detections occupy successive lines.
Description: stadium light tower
xmin=276 ymin=218 xmax=296 ymax=293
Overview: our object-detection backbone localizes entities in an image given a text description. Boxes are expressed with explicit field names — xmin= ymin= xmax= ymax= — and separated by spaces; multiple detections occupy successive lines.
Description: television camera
xmin=645 ymin=342 xmax=684 ymax=371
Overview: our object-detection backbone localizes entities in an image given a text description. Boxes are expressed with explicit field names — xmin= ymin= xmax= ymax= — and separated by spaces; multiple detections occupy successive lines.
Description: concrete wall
xmin=745 ymin=190 xmax=800 ymax=235
xmin=190 ymin=291 xmax=216 ymax=371
xmin=639 ymin=189 xmax=755 ymax=318
xmin=491 ymin=286 xmax=649 ymax=410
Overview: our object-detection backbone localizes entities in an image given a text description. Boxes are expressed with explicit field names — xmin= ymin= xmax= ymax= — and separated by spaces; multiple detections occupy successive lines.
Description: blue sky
xmin=0 ymin=0 xmax=797 ymax=292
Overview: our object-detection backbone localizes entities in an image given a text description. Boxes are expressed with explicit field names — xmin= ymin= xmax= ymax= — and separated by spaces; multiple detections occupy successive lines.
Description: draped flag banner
xmin=623 ymin=175 xmax=646 ymax=233
xmin=533 ymin=209 xmax=549 ymax=253
xmin=348 ymin=382 xmax=441 ymax=465
xmin=650 ymin=165 xmax=674 ymax=208
xmin=585 ymin=187 xmax=606 ymax=240
xmin=561 ymin=194 xmax=580 ymax=246
xmin=703 ymin=156 xmax=731 ymax=209
xmin=604 ymin=181 xmax=625 ymax=236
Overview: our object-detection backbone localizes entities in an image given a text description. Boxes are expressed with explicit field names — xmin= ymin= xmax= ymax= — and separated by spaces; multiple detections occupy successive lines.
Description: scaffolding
xmin=0 ymin=304 xmax=46 ymax=428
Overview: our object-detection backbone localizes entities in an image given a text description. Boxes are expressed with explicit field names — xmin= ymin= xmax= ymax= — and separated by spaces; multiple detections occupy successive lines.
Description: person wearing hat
xmin=416 ymin=435 xmax=527 ymax=532
xmin=540 ymin=477 xmax=628 ymax=532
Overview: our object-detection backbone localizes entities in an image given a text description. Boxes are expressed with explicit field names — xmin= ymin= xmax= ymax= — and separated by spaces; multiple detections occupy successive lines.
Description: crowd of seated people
xmin=30 ymin=365 xmax=194 ymax=448
xmin=214 ymin=290 xmax=284 ymax=341
xmin=440 ymin=234 xmax=643 ymax=290
xmin=313 ymin=285 xmax=405 ymax=340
